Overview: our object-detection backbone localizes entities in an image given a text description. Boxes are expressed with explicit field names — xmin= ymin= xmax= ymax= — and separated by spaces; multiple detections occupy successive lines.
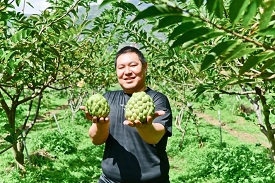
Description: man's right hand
xmin=80 ymin=106 xmax=110 ymax=124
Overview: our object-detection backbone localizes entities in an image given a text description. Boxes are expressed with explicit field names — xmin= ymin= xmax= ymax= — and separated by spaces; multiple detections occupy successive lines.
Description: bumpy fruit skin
xmin=125 ymin=91 xmax=155 ymax=123
xmin=85 ymin=94 xmax=110 ymax=118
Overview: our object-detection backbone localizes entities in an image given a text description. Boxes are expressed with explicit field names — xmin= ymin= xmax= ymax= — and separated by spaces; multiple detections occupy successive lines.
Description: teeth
xmin=125 ymin=91 xmax=155 ymax=123
xmin=85 ymin=94 xmax=110 ymax=118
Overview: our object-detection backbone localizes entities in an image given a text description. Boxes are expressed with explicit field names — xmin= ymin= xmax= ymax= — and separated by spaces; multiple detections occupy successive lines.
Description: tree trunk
xmin=254 ymin=86 xmax=275 ymax=163
xmin=267 ymin=130 xmax=275 ymax=162
xmin=8 ymin=104 xmax=26 ymax=170
xmin=12 ymin=140 xmax=25 ymax=171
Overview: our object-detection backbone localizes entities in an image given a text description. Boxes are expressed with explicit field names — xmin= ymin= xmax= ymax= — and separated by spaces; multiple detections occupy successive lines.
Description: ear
xmin=143 ymin=62 xmax=148 ymax=72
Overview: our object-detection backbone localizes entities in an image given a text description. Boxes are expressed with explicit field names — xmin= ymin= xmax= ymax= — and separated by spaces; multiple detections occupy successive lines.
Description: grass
xmin=1 ymin=92 xmax=275 ymax=183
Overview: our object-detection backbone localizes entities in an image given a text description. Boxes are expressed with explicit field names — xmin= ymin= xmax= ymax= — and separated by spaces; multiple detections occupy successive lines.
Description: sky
xmin=13 ymin=0 xmax=103 ymax=14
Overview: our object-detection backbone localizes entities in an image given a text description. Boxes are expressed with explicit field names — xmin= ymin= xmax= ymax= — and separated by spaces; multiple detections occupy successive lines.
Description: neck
xmin=124 ymin=85 xmax=147 ymax=94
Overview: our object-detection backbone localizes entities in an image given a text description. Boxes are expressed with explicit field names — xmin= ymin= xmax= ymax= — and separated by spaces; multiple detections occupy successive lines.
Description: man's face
xmin=116 ymin=52 xmax=147 ymax=94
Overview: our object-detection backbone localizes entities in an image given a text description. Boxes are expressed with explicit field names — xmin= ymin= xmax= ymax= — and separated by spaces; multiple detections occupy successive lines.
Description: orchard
xmin=1 ymin=0 xmax=275 ymax=182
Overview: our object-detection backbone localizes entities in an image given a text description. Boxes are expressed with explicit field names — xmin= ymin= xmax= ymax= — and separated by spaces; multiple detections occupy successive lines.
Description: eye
xmin=117 ymin=65 xmax=125 ymax=69
xmin=130 ymin=63 xmax=138 ymax=67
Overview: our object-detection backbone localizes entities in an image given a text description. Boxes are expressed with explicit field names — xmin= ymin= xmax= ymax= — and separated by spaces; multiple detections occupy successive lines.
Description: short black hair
xmin=114 ymin=46 xmax=146 ymax=68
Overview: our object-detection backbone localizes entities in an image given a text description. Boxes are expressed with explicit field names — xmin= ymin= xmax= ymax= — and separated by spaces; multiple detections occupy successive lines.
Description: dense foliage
xmin=110 ymin=0 xmax=275 ymax=161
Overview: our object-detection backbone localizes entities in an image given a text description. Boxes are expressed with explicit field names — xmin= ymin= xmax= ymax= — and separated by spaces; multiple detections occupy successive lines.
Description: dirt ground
xmin=195 ymin=112 xmax=270 ymax=148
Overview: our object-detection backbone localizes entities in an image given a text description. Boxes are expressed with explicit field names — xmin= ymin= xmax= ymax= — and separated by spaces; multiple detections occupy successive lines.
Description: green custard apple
xmin=125 ymin=91 xmax=155 ymax=123
xmin=85 ymin=94 xmax=110 ymax=118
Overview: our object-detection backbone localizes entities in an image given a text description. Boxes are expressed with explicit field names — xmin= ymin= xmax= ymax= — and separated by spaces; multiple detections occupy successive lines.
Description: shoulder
xmin=146 ymin=87 xmax=168 ymax=100
xmin=146 ymin=87 xmax=171 ymax=108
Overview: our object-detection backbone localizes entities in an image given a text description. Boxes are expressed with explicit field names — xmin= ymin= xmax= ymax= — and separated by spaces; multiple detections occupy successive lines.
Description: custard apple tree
xmin=0 ymin=0 xmax=122 ymax=169
xmin=108 ymin=0 xmax=275 ymax=162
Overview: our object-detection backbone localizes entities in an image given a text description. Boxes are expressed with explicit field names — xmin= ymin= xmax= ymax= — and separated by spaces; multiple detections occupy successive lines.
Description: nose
xmin=124 ymin=66 xmax=131 ymax=75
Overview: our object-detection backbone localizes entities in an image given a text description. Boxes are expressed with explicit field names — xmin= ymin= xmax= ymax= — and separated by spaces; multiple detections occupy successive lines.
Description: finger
xmin=98 ymin=117 xmax=110 ymax=124
xmin=154 ymin=110 xmax=165 ymax=118
xmin=146 ymin=116 xmax=153 ymax=123
xmin=123 ymin=120 xmax=136 ymax=127
xmin=134 ymin=120 xmax=145 ymax=128
xmin=92 ymin=116 xmax=98 ymax=123
xmin=80 ymin=106 xmax=86 ymax=110
xmin=134 ymin=120 xmax=142 ymax=125
xmin=86 ymin=113 xmax=93 ymax=120
xmin=105 ymin=117 xmax=110 ymax=122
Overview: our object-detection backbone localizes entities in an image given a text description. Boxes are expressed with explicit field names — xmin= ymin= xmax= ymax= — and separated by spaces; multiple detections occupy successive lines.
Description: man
xmin=81 ymin=46 xmax=172 ymax=183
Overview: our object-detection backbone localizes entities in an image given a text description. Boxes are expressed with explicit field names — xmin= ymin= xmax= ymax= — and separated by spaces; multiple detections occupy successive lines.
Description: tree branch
xmin=240 ymin=85 xmax=264 ymax=126
xmin=21 ymin=99 xmax=33 ymax=130
xmin=218 ymin=89 xmax=256 ymax=95
xmin=191 ymin=13 xmax=275 ymax=51
xmin=39 ymin=0 xmax=82 ymax=35
xmin=0 ymin=91 xmax=10 ymax=116
xmin=25 ymin=94 xmax=43 ymax=136
xmin=0 ymin=144 xmax=13 ymax=155
xmin=0 ymin=85 xmax=13 ymax=101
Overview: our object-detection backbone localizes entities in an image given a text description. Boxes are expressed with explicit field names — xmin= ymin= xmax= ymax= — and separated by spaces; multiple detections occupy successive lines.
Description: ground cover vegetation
xmin=1 ymin=90 xmax=275 ymax=182
xmin=1 ymin=0 xmax=275 ymax=182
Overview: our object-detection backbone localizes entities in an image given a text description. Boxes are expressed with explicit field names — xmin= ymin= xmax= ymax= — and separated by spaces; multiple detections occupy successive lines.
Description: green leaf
xmin=11 ymin=29 xmax=31 ymax=43
xmin=99 ymin=0 xmax=116 ymax=8
xmin=218 ymin=43 xmax=256 ymax=65
xmin=153 ymin=15 xmax=187 ymax=31
xmin=168 ymin=21 xmax=205 ymax=40
xmin=239 ymin=51 xmax=275 ymax=75
xmin=15 ymin=0 xmax=21 ymax=6
xmin=258 ymin=51 xmax=275 ymax=61
xmin=115 ymin=2 xmax=139 ymax=12
xmin=220 ymin=78 xmax=239 ymax=87
xmin=70 ymin=9 xmax=79 ymax=19
xmin=0 ymin=49 xmax=4 ymax=59
xmin=201 ymin=40 xmax=238 ymax=71
xmin=179 ymin=31 xmax=224 ymax=49
xmin=3 ymin=124 xmax=14 ymax=134
xmin=257 ymin=72 xmax=275 ymax=81
xmin=206 ymin=0 xmax=216 ymax=15
xmin=259 ymin=0 xmax=275 ymax=30
xmin=206 ymin=0 xmax=224 ymax=18
xmin=261 ymin=58 xmax=275 ymax=72
xmin=229 ymin=0 xmax=250 ymax=25
xmin=81 ymin=19 xmax=93 ymax=29
xmin=5 ymin=51 xmax=16 ymax=61
xmin=194 ymin=0 xmax=204 ymax=8
xmin=51 ymin=26 xmax=60 ymax=34
xmin=258 ymin=27 xmax=275 ymax=36
xmin=133 ymin=5 xmax=182 ymax=23
xmin=215 ymin=0 xmax=224 ymax=18
xmin=171 ymin=27 xmax=212 ymax=48
xmin=48 ymin=46 xmax=60 ymax=57
xmin=26 ymin=2 xmax=34 ymax=9
xmin=195 ymin=84 xmax=214 ymax=98
xmin=243 ymin=0 xmax=261 ymax=27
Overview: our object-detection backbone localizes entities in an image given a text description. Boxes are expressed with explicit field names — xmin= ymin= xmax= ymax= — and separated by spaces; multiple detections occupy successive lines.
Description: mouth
xmin=124 ymin=77 xmax=135 ymax=83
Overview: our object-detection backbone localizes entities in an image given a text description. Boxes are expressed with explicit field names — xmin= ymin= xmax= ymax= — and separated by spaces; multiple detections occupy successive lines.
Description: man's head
xmin=115 ymin=46 xmax=148 ymax=94
xmin=115 ymin=46 xmax=147 ymax=68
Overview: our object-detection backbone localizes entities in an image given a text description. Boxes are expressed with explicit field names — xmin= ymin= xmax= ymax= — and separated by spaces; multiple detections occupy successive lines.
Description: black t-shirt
xmin=101 ymin=87 xmax=172 ymax=183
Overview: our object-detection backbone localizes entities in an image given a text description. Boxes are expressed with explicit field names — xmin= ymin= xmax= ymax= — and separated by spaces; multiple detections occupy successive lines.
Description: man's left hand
xmin=123 ymin=110 xmax=165 ymax=127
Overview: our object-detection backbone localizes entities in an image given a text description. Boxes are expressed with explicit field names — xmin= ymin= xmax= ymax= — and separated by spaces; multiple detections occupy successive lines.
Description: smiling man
xmin=82 ymin=46 xmax=173 ymax=183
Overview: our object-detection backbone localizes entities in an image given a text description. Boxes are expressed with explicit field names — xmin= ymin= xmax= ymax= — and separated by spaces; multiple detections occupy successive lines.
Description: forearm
xmin=136 ymin=123 xmax=166 ymax=144
xmin=88 ymin=122 xmax=110 ymax=145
